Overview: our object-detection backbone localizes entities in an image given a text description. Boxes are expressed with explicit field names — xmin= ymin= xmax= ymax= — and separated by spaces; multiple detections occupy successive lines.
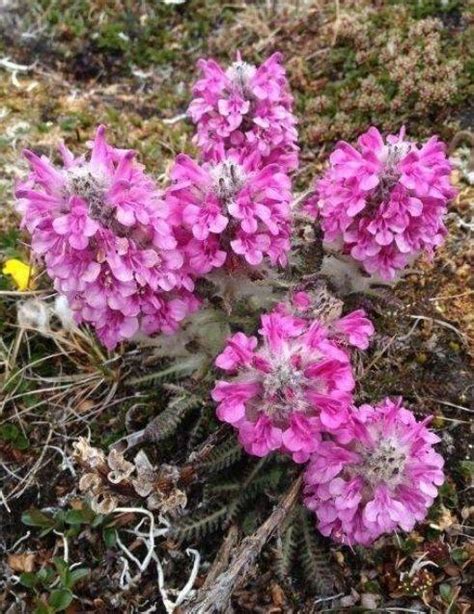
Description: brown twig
xmin=184 ymin=475 xmax=303 ymax=614
xmin=201 ymin=525 xmax=239 ymax=592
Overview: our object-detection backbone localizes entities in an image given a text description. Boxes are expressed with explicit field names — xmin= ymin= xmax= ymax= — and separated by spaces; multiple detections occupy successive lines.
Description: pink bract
xmin=275 ymin=291 xmax=375 ymax=351
xmin=165 ymin=151 xmax=292 ymax=273
xmin=303 ymin=398 xmax=444 ymax=546
xmin=16 ymin=126 xmax=199 ymax=349
xmin=212 ymin=306 xmax=369 ymax=463
xmin=188 ymin=52 xmax=299 ymax=172
xmin=332 ymin=309 xmax=375 ymax=350
xmin=308 ymin=127 xmax=456 ymax=280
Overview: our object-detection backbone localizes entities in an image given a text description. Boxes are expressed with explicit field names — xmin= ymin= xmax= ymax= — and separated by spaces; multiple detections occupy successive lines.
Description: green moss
xmin=297 ymin=2 xmax=470 ymax=149
xmin=388 ymin=0 xmax=465 ymax=20
xmin=27 ymin=0 xmax=222 ymax=76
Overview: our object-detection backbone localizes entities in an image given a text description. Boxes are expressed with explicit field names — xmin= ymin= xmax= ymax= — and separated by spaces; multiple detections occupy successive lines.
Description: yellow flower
xmin=2 ymin=259 xmax=35 ymax=291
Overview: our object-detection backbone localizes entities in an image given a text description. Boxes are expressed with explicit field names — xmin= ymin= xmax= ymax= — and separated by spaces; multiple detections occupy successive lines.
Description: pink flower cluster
xmin=16 ymin=126 xmax=199 ymax=349
xmin=188 ymin=52 xmax=299 ymax=172
xmin=303 ymin=398 xmax=444 ymax=546
xmin=308 ymin=127 xmax=456 ymax=279
xmin=15 ymin=54 xmax=447 ymax=548
xmin=212 ymin=295 xmax=374 ymax=463
xmin=213 ymin=294 xmax=444 ymax=545
xmin=165 ymin=151 xmax=292 ymax=272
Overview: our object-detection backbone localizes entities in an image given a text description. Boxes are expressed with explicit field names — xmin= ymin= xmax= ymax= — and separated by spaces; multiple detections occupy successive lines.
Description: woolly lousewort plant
xmin=188 ymin=52 xmax=299 ymax=172
xmin=303 ymin=398 xmax=445 ymax=546
xmin=212 ymin=300 xmax=374 ymax=463
xmin=16 ymin=126 xmax=199 ymax=349
xmin=13 ymin=52 xmax=449 ymax=550
xmin=165 ymin=151 xmax=292 ymax=273
xmin=307 ymin=127 xmax=456 ymax=280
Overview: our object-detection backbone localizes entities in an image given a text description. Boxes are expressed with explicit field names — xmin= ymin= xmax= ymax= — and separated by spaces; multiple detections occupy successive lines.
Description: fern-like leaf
xmin=204 ymin=481 xmax=240 ymax=501
xmin=224 ymin=458 xmax=279 ymax=523
xmin=187 ymin=404 xmax=216 ymax=451
xmin=144 ymin=392 xmax=200 ymax=442
xmin=275 ymin=516 xmax=298 ymax=581
xmin=173 ymin=506 xmax=228 ymax=541
xmin=127 ymin=357 xmax=199 ymax=386
xmin=298 ymin=508 xmax=337 ymax=596
xmin=169 ymin=391 xmax=202 ymax=414
xmin=198 ymin=438 xmax=242 ymax=473
xmin=244 ymin=467 xmax=282 ymax=495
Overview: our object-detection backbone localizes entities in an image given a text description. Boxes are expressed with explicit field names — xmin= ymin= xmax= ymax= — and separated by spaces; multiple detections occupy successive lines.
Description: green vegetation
xmin=0 ymin=1 xmax=472 ymax=611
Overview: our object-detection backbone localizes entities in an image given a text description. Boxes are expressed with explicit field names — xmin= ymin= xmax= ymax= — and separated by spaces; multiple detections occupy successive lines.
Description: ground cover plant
xmin=0 ymin=1 xmax=473 ymax=612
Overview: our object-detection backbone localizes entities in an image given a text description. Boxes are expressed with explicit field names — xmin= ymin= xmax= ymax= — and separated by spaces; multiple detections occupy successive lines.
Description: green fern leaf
xmin=198 ymin=438 xmax=242 ymax=473
xmin=244 ymin=467 xmax=283 ymax=495
xmin=173 ymin=506 xmax=228 ymax=541
xmin=144 ymin=393 xmax=200 ymax=443
xmin=298 ymin=508 xmax=337 ymax=596
xmin=276 ymin=520 xmax=298 ymax=581
xmin=127 ymin=357 xmax=199 ymax=386
xmin=187 ymin=404 xmax=216 ymax=451
xmin=224 ymin=458 xmax=277 ymax=523
xmin=204 ymin=482 xmax=240 ymax=500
